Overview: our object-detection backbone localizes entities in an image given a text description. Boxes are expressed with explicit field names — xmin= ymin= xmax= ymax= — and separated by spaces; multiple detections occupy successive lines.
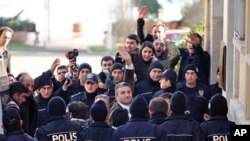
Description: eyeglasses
xmin=58 ymin=71 xmax=67 ymax=75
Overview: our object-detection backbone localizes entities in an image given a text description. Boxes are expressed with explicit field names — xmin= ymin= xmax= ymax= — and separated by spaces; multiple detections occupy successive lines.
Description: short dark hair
xmin=188 ymin=32 xmax=202 ymax=44
xmin=127 ymin=34 xmax=140 ymax=44
xmin=0 ymin=26 xmax=14 ymax=36
xmin=111 ymin=108 xmax=129 ymax=127
xmin=160 ymin=92 xmax=173 ymax=100
xmin=101 ymin=56 xmax=114 ymax=65
xmin=9 ymin=82 xmax=29 ymax=97
xmin=67 ymin=101 xmax=88 ymax=119
xmin=57 ymin=65 xmax=67 ymax=71
xmin=149 ymin=97 xmax=168 ymax=115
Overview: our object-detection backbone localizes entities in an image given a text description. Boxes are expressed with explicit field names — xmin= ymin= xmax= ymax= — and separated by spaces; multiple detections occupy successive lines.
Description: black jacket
xmin=178 ymin=46 xmax=210 ymax=85
xmin=160 ymin=114 xmax=205 ymax=141
xmin=34 ymin=94 xmax=51 ymax=127
xmin=6 ymin=129 xmax=36 ymax=141
xmin=54 ymin=80 xmax=85 ymax=104
xmin=111 ymin=118 xmax=164 ymax=141
xmin=35 ymin=117 xmax=81 ymax=141
xmin=209 ymin=82 xmax=222 ymax=97
xmin=149 ymin=112 xmax=167 ymax=125
xmin=77 ymin=122 xmax=114 ymax=141
xmin=177 ymin=82 xmax=210 ymax=123
xmin=200 ymin=115 xmax=235 ymax=141
xmin=137 ymin=18 xmax=154 ymax=43
xmin=153 ymin=87 xmax=176 ymax=98
xmin=135 ymin=77 xmax=160 ymax=96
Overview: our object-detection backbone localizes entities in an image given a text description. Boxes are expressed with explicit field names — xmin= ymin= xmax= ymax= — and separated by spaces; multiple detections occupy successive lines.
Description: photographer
xmin=54 ymin=63 xmax=92 ymax=104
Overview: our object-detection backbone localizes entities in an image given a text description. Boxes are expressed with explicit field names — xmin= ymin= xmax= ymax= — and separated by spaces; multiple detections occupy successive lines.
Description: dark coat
xmin=34 ymin=94 xmax=51 ymax=127
xmin=111 ymin=118 xmax=164 ymax=141
xmin=137 ymin=18 xmax=154 ymax=43
xmin=54 ymin=80 xmax=85 ymax=104
xmin=6 ymin=130 xmax=36 ymax=141
xmin=177 ymin=82 xmax=211 ymax=123
xmin=201 ymin=115 xmax=235 ymax=141
xmin=160 ymin=114 xmax=205 ymax=141
xmin=153 ymin=87 xmax=176 ymax=98
xmin=135 ymin=78 xmax=160 ymax=96
xmin=209 ymin=82 xmax=222 ymax=97
xmin=20 ymin=95 xmax=38 ymax=137
xmin=35 ymin=117 xmax=81 ymax=141
xmin=178 ymin=45 xmax=210 ymax=85
xmin=77 ymin=122 xmax=114 ymax=141
xmin=149 ymin=112 xmax=167 ymax=125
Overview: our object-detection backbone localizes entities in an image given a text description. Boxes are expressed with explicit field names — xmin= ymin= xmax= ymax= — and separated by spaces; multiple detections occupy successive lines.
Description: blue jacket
xmin=178 ymin=46 xmax=210 ymax=85
xmin=177 ymin=82 xmax=210 ymax=123
xmin=35 ymin=117 xmax=81 ymax=141
xmin=77 ymin=122 xmax=114 ymax=141
xmin=200 ymin=115 xmax=235 ymax=141
xmin=160 ymin=114 xmax=205 ymax=141
xmin=112 ymin=118 xmax=164 ymax=141
xmin=6 ymin=129 xmax=36 ymax=141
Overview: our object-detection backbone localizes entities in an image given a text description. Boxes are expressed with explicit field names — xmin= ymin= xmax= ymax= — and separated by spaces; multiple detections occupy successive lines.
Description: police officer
xmin=176 ymin=64 xmax=211 ymax=123
xmin=35 ymin=96 xmax=81 ymax=141
xmin=34 ymin=80 xmax=54 ymax=127
xmin=160 ymin=91 xmax=205 ymax=141
xmin=69 ymin=73 xmax=100 ymax=111
xmin=111 ymin=95 xmax=164 ymax=141
xmin=3 ymin=108 xmax=36 ymax=141
xmin=77 ymin=100 xmax=114 ymax=141
xmin=201 ymin=94 xmax=235 ymax=141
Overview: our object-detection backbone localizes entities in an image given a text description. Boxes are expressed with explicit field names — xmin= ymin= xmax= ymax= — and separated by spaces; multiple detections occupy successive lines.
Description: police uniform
xmin=200 ymin=94 xmax=235 ymax=141
xmin=201 ymin=116 xmax=235 ymax=141
xmin=177 ymin=82 xmax=210 ymax=123
xmin=160 ymin=91 xmax=205 ymax=141
xmin=35 ymin=97 xmax=81 ymax=141
xmin=111 ymin=95 xmax=164 ymax=141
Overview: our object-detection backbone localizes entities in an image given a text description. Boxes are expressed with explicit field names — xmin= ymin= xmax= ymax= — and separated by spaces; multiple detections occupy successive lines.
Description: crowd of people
xmin=0 ymin=5 xmax=234 ymax=141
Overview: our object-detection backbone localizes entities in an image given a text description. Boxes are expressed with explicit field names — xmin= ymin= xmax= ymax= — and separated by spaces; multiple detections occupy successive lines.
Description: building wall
xmin=210 ymin=0 xmax=250 ymax=124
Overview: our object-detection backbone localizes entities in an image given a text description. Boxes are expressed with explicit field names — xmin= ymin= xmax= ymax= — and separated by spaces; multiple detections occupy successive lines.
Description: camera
xmin=65 ymin=49 xmax=79 ymax=63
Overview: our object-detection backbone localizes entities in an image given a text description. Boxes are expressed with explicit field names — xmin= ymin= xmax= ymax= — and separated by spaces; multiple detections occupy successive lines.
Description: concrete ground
xmin=11 ymin=49 xmax=104 ymax=78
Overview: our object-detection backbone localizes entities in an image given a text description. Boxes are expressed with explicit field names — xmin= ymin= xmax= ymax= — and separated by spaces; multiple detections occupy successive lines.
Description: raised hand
xmin=138 ymin=6 xmax=148 ymax=19
xmin=119 ymin=45 xmax=132 ymax=65
xmin=50 ymin=58 xmax=61 ymax=73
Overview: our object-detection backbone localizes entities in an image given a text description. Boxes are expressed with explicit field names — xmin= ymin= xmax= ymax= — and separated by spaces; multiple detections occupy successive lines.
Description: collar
xmin=118 ymin=102 xmax=130 ymax=111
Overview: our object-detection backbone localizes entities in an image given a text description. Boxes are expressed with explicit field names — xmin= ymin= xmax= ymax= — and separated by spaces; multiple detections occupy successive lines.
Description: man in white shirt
xmin=0 ymin=26 xmax=13 ymax=73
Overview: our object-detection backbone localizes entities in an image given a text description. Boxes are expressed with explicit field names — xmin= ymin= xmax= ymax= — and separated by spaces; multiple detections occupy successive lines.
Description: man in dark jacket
xmin=153 ymin=68 xmax=177 ymax=98
xmin=135 ymin=60 xmax=163 ymax=97
xmin=160 ymin=91 xmax=205 ymax=141
xmin=69 ymin=73 xmax=100 ymax=111
xmin=149 ymin=97 xmax=168 ymax=124
xmin=35 ymin=96 xmax=81 ymax=141
xmin=201 ymin=94 xmax=235 ymax=141
xmin=177 ymin=32 xmax=210 ymax=85
xmin=177 ymin=64 xmax=211 ymax=123
xmin=77 ymin=100 xmax=114 ymax=141
xmin=35 ymin=80 xmax=54 ymax=127
xmin=111 ymin=95 xmax=164 ymax=141
xmin=3 ymin=108 xmax=36 ymax=141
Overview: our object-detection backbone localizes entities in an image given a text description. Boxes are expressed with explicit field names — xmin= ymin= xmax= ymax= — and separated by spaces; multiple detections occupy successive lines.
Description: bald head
xmin=19 ymin=75 xmax=34 ymax=94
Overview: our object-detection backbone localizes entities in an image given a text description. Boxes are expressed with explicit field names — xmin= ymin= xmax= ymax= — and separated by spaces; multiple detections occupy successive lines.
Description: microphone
xmin=64 ymin=72 xmax=72 ymax=84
